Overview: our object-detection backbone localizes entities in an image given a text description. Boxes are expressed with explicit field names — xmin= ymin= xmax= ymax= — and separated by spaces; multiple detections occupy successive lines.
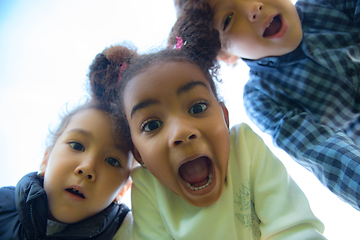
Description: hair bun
xmin=87 ymin=45 xmax=138 ymax=108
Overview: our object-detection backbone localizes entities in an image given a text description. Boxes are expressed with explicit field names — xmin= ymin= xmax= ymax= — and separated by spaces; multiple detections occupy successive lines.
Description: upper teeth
xmin=266 ymin=18 xmax=274 ymax=28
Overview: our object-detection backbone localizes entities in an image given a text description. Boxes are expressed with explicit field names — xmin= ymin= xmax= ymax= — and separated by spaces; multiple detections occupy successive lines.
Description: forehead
xmin=65 ymin=108 xmax=108 ymax=129
xmin=125 ymin=61 xmax=212 ymax=97
xmin=64 ymin=108 xmax=129 ymax=151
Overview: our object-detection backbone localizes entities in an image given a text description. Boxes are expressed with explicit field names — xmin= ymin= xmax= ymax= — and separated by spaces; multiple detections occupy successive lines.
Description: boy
xmin=174 ymin=0 xmax=360 ymax=210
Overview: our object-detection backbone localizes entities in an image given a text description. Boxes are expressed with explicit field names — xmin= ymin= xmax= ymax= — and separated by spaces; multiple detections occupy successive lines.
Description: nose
xmin=246 ymin=2 xmax=263 ymax=22
xmin=169 ymin=118 xmax=200 ymax=147
xmin=75 ymin=158 xmax=96 ymax=181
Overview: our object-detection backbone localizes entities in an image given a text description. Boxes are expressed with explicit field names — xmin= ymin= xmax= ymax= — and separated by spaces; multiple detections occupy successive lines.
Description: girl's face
xmin=124 ymin=61 xmax=230 ymax=207
xmin=208 ymin=0 xmax=302 ymax=59
xmin=42 ymin=108 xmax=131 ymax=223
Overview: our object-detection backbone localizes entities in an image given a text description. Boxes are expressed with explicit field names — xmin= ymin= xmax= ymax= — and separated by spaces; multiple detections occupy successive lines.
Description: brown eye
xmin=189 ymin=102 xmax=208 ymax=114
xmin=106 ymin=157 xmax=121 ymax=167
xmin=69 ymin=142 xmax=85 ymax=151
xmin=223 ymin=13 xmax=233 ymax=31
xmin=141 ymin=119 xmax=162 ymax=132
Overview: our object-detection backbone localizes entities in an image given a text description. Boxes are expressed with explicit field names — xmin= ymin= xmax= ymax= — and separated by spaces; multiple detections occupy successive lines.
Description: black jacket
xmin=0 ymin=172 xmax=130 ymax=240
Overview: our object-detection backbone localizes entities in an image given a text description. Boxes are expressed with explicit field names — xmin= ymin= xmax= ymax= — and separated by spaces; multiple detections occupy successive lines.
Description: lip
xmin=65 ymin=185 xmax=87 ymax=201
xmin=263 ymin=14 xmax=288 ymax=39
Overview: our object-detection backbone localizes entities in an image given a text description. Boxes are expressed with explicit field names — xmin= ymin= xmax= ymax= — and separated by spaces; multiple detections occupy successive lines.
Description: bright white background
xmin=0 ymin=1 xmax=359 ymax=239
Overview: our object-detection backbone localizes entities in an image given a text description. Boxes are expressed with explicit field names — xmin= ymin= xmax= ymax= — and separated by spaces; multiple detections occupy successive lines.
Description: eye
xmin=105 ymin=157 xmax=121 ymax=167
xmin=189 ymin=102 xmax=208 ymax=114
xmin=223 ymin=13 xmax=233 ymax=31
xmin=69 ymin=142 xmax=85 ymax=151
xmin=141 ymin=119 xmax=162 ymax=132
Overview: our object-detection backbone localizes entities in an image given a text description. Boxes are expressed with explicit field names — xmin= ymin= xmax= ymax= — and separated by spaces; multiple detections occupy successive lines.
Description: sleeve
xmin=131 ymin=167 xmax=173 ymax=240
xmin=243 ymin=83 xmax=360 ymax=211
xmin=112 ymin=211 xmax=133 ymax=240
xmin=238 ymin=125 xmax=326 ymax=239
xmin=326 ymin=0 xmax=360 ymax=25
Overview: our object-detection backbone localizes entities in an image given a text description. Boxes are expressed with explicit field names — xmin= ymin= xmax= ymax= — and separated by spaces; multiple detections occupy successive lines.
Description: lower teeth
xmin=183 ymin=168 xmax=213 ymax=191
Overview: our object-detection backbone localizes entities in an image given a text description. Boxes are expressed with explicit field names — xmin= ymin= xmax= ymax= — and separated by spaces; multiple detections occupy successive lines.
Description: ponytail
xmin=168 ymin=4 xmax=221 ymax=81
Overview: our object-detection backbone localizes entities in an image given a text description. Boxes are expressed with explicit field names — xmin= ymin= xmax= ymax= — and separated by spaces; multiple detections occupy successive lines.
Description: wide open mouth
xmin=66 ymin=188 xmax=85 ymax=198
xmin=178 ymin=157 xmax=213 ymax=191
xmin=263 ymin=14 xmax=282 ymax=37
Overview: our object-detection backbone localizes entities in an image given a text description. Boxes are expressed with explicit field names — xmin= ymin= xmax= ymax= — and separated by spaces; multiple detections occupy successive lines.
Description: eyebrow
xmin=130 ymin=80 xmax=208 ymax=119
xmin=67 ymin=128 xmax=92 ymax=137
xmin=130 ymin=99 xmax=160 ymax=119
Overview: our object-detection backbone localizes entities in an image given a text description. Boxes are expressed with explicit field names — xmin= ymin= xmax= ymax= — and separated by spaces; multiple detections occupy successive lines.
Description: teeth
xmin=182 ymin=168 xmax=213 ymax=191
xmin=266 ymin=18 xmax=274 ymax=28
xmin=67 ymin=188 xmax=84 ymax=198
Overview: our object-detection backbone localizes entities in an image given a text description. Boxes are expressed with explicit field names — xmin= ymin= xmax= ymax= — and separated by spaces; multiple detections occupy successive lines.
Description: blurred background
xmin=0 ymin=1 xmax=359 ymax=239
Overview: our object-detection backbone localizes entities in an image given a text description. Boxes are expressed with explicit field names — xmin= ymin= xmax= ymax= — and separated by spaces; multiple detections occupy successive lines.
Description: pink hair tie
xmin=118 ymin=62 xmax=128 ymax=82
xmin=171 ymin=36 xmax=187 ymax=50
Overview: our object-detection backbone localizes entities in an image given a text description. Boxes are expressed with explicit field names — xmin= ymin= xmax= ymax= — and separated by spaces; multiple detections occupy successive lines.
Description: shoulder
xmin=112 ymin=211 xmax=133 ymax=240
xmin=0 ymin=186 xmax=16 ymax=211
xmin=131 ymin=166 xmax=157 ymax=187
xmin=0 ymin=186 xmax=21 ymax=239
xmin=230 ymin=123 xmax=263 ymax=145
xmin=229 ymin=123 xmax=273 ymax=168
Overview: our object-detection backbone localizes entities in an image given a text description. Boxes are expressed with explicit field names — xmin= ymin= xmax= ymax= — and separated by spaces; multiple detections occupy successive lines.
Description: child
xmin=172 ymin=0 xmax=360 ymax=211
xmin=92 ymin=41 xmax=326 ymax=238
xmin=0 ymin=48 xmax=135 ymax=240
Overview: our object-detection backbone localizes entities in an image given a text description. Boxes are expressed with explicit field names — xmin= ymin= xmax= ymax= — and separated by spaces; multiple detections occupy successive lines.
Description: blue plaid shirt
xmin=243 ymin=0 xmax=360 ymax=210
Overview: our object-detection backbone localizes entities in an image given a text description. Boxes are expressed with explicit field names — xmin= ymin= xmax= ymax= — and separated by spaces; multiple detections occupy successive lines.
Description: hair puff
xmin=87 ymin=45 xmax=138 ymax=110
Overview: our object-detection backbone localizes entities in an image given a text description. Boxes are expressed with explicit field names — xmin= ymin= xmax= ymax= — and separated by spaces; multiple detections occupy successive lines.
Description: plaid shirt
xmin=243 ymin=0 xmax=360 ymax=210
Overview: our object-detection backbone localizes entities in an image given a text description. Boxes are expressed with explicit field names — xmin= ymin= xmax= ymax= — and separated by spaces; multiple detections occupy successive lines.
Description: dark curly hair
xmin=171 ymin=0 xmax=229 ymax=52
xmin=89 ymin=29 xmax=222 ymax=149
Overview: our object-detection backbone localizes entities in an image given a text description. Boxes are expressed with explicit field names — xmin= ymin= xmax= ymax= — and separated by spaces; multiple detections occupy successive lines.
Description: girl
xmin=172 ymin=0 xmax=360 ymax=211
xmin=0 ymin=48 xmax=135 ymax=240
xmin=92 ymin=40 xmax=326 ymax=238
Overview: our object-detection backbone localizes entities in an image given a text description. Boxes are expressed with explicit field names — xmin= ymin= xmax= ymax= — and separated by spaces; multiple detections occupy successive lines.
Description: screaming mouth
xmin=179 ymin=157 xmax=213 ymax=191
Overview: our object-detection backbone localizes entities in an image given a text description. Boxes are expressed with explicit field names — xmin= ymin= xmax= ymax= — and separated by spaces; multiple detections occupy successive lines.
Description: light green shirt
xmin=131 ymin=123 xmax=326 ymax=239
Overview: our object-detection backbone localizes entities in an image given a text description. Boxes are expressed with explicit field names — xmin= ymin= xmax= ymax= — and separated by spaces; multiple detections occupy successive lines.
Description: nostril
xmin=253 ymin=14 xmax=256 ymax=19
xmin=189 ymin=134 xmax=196 ymax=139
xmin=88 ymin=175 xmax=92 ymax=180
xmin=174 ymin=140 xmax=182 ymax=146
xmin=78 ymin=170 xmax=83 ymax=174
xmin=259 ymin=6 xmax=262 ymax=10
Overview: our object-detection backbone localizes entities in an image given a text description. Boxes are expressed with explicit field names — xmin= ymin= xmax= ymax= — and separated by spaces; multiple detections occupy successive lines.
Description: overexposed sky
xmin=0 ymin=1 xmax=359 ymax=239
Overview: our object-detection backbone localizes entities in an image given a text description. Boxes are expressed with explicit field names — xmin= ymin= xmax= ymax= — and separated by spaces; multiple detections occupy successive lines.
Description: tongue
xmin=179 ymin=157 xmax=209 ymax=185
xmin=263 ymin=15 xmax=282 ymax=37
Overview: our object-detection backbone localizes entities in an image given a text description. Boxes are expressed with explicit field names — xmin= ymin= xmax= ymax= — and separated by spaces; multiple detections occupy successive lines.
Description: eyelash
xmin=69 ymin=141 xmax=85 ymax=151
xmin=189 ymin=100 xmax=209 ymax=114
xmin=223 ymin=13 xmax=233 ymax=31
xmin=140 ymin=118 xmax=162 ymax=132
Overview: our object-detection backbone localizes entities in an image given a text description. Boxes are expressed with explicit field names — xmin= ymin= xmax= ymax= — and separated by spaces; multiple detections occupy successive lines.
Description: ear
xmin=40 ymin=148 xmax=51 ymax=173
xmin=131 ymin=146 xmax=143 ymax=165
xmin=217 ymin=51 xmax=238 ymax=65
xmin=220 ymin=102 xmax=230 ymax=128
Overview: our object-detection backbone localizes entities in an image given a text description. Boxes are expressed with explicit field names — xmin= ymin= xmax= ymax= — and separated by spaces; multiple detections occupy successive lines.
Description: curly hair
xmin=173 ymin=0 xmax=208 ymax=17
xmin=89 ymin=32 xmax=222 ymax=147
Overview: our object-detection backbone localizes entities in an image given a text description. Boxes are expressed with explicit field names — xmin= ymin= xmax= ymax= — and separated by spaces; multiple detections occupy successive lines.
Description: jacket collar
xmin=15 ymin=172 xmax=121 ymax=239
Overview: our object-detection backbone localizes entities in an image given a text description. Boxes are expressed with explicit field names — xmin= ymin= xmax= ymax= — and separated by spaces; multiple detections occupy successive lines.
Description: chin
xmin=184 ymin=183 xmax=223 ymax=207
